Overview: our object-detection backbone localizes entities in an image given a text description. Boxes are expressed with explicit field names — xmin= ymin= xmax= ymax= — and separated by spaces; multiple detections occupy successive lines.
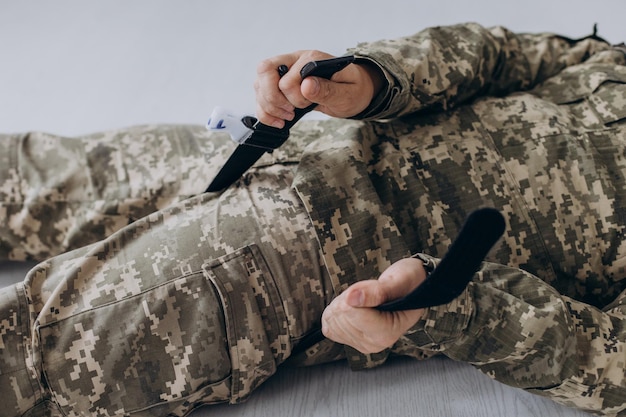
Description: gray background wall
xmin=0 ymin=1 xmax=622 ymax=136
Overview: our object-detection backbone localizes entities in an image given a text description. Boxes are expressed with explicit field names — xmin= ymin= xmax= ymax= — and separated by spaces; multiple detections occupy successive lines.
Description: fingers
xmin=377 ymin=257 xmax=427 ymax=300
xmin=321 ymin=284 xmax=424 ymax=353
xmin=321 ymin=258 xmax=427 ymax=354
xmin=299 ymin=64 xmax=376 ymax=119
xmin=322 ymin=281 xmax=396 ymax=353
xmin=254 ymin=50 xmax=334 ymax=128
xmin=344 ymin=280 xmax=387 ymax=308
xmin=254 ymin=50 xmax=383 ymax=127
xmin=254 ymin=54 xmax=296 ymax=129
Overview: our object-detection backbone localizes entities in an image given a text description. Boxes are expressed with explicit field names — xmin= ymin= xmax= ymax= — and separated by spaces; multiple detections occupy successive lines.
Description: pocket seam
xmin=202 ymin=244 xmax=281 ymax=404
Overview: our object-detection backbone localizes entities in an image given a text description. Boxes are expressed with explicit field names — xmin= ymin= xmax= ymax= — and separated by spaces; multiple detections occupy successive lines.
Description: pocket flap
xmin=588 ymin=82 xmax=626 ymax=124
xmin=532 ymin=64 xmax=626 ymax=105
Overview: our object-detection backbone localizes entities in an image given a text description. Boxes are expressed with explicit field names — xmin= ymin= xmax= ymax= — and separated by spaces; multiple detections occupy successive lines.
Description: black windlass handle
xmin=205 ymin=56 xmax=356 ymax=193
xmin=278 ymin=55 xmax=355 ymax=130
xmin=299 ymin=55 xmax=356 ymax=79
xmin=248 ymin=55 xmax=356 ymax=133
xmin=377 ymin=208 xmax=506 ymax=312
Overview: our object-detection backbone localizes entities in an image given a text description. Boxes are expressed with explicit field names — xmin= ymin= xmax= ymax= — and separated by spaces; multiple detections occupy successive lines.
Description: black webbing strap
xmin=205 ymin=55 xmax=355 ymax=193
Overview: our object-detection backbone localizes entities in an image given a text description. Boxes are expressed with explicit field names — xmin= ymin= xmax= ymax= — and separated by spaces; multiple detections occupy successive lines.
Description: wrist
xmin=354 ymin=58 xmax=385 ymax=100
xmin=349 ymin=57 xmax=393 ymax=119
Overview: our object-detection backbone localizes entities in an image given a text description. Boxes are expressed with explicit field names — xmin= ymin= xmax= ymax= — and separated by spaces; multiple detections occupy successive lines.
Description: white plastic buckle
xmin=206 ymin=106 xmax=253 ymax=144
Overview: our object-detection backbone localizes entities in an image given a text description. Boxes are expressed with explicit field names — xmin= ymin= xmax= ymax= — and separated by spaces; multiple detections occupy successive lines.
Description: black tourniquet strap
xmin=205 ymin=55 xmax=355 ymax=193
xmin=205 ymin=118 xmax=291 ymax=192
xmin=292 ymin=208 xmax=506 ymax=355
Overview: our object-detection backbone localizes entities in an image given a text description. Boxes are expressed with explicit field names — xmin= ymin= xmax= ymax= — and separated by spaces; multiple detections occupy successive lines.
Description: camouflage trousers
xmin=0 ymin=125 xmax=333 ymax=416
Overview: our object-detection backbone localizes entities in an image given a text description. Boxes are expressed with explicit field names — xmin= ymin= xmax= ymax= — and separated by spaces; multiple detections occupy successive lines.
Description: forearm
xmin=399 ymin=255 xmax=626 ymax=415
xmin=348 ymin=23 xmax=611 ymax=119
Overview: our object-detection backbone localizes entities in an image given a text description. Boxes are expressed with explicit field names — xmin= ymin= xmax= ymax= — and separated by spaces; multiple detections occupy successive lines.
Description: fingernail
xmin=353 ymin=289 xmax=365 ymax=307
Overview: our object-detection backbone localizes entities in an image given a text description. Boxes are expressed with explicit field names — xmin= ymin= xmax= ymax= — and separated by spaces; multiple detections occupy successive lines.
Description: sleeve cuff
xmin=399 ymin=253 xmax=475 ymax=351
xmin=404 ymin=285 xmax=474 ymax=351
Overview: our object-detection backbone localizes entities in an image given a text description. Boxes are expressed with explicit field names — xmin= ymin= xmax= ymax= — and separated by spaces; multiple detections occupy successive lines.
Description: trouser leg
xmin=0 ymin=162 xmax=331 ymax=417
xmin=0 ymin=283 xmax=49 ymax=416
xmin=0 ymin=125 xmax=231 ymax=262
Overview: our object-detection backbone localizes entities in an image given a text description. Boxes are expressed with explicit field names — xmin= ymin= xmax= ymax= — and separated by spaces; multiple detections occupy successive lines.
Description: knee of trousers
xmin=29 ymin=245 xmax=288 ymax=416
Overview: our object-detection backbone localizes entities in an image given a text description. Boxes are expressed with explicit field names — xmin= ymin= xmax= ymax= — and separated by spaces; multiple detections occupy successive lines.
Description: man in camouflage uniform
xmin=1 ymin=22 xmax=625 ymax=416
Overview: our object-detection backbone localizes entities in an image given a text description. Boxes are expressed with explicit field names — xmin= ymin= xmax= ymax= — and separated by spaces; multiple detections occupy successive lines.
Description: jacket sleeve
xmin=347 ymin=22 xmax=612 ymax=119
xmin=398 ymin=255 xmax=626 ymax=416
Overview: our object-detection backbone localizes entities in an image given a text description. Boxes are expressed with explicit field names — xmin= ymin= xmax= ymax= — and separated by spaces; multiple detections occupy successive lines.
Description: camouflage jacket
xmin=289 ymin=23 xmax=626 ymax=415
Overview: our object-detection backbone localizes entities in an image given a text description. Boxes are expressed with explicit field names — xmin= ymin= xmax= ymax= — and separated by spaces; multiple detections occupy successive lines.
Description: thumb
xmin=345 ymin=280 xmax=388 ymax=308
xmin=301 ymin=76 xmax=329 ymax=103
xmin=301 ymin=76 xmax=356 ymax=111
xmin=301 ymin=77 xmax=362 ymax=118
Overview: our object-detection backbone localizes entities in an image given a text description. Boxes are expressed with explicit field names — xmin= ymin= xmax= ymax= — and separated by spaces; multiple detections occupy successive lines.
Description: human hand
xmin=321 ymin=257 xmax=427 ymax=354
xmin=254 ymin=50 xmax=383 ymax=128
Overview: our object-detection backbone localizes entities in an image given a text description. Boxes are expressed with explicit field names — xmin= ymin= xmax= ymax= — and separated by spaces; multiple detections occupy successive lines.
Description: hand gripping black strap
xmin=292 ymin=208 xmax=506 ymax=355
xmin=377 ymin=207 xmax=506 ymax=311
xmin=205 ymin=55 xmax=356 ymax=193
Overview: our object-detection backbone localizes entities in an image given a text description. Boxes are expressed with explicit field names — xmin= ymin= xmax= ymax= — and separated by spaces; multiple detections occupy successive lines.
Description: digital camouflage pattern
xmin=0 ymin=126 xmax=333 ymax=415
xmin=1 ymin=22 xmax=626 ymax=416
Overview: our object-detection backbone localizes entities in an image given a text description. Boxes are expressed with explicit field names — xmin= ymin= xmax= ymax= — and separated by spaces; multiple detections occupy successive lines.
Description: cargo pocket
xmin=38 ymin=269 xmax=233 ymax=416
xmin=203 ymin=244 xmax=288 ymax=404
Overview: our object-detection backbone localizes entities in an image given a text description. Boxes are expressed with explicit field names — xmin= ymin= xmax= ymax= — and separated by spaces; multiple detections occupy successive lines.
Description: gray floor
xmin=2 ymin=1 xmax=622 ymax=415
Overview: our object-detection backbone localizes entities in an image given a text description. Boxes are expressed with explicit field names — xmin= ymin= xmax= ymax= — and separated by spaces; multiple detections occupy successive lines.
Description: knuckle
xmin=360 ymin=343 xmax=380 ymax=355
xmin=321 ymin=81 xmax=333 ymax=101
xmin=371 ymin=333 xmax=394 ymax=350
xmin=278 ymin=76 xmax=300 ymax=96
xmin=256 ymin=58 xmax=276 ymax=75
xmin=267 ymin=89 xmax=284 ymax=105
xmin=322 ymin=326 xmax=332 ymax=339
xmin=304 ymin=49 xmax=331 ymax=61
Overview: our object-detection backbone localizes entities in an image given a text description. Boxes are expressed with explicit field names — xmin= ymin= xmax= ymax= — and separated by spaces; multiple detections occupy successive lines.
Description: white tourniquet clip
xmin=206 ymin=107 xmax=254 ymax=145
